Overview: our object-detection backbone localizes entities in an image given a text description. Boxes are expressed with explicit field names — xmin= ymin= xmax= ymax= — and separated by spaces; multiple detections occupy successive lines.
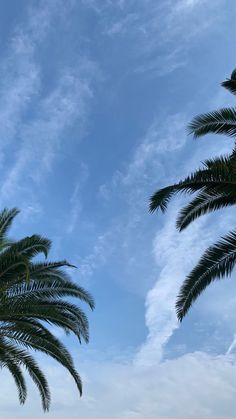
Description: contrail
xmin=226 ymin=334 xmax=236 ymax=355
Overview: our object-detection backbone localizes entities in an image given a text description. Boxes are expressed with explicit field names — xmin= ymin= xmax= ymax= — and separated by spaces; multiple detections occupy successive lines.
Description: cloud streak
xmin=91 ymin=0 xmax=223 ymax=76
xmin=0 ymin=3 xmax=97 ymax=215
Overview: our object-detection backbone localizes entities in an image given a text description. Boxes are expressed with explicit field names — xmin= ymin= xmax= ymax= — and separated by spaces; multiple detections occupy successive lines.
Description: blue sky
xmin=2 ymin=0 xmax=236 ymax=417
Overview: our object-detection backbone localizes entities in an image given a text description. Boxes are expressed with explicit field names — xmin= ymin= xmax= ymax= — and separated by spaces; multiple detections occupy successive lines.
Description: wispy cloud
xmin=0 ymin=2 xmax=97 ymax=216
xmin=0 ymin=63 xmax=95 ymax=200
xmin=79 ymin=230 xmax=115 ymax=281
xmin=105 ymin=13 xmax=138 ymax=36
xmin=66 ymin=163 xmax=90 ymax=234
xmin=0 ymin=2 xmax=70 ymax=156
xmin=80 ymin=113 xmax=188 ymax=292
xmin=89 ymin=0 xmax=223 ymax=76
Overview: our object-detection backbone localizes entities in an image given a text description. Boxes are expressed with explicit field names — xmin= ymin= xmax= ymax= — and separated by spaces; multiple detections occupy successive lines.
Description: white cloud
xmin=1 ymin=352 xmax=236 ymax=418
xmin=0 ymin=2 xmax=69 ymax=160
xmin=87 ymin=352 xmax=236 ymax=419
xmin=0 ymin=63 xmax=95 ymax=201
xmin=79 ymin=352 xmax=236 ymax=419
xmin=0 ymin=0 xmax=99 ymax=223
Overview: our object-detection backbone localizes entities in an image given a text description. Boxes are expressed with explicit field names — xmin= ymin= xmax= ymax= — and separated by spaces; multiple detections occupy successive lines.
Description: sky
xmin=1 ymin=0 xmax=236 ymax=418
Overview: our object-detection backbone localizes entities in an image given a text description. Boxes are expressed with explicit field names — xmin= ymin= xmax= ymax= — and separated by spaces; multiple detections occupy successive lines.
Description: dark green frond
xmin=0 ymin=207 xmax=93 ymax=410
xmin=0 ymin=339 xmax=50 ymax=410
xmin=150 ymin=151 xmax=236 ymax=213
xmin=176 ymin=230 xmax=236 ymax=321
xmin=150 ymin=185 xmax=178 ymax=213
xmin=0 ymin=208 xmax=19 ymax=244
xmin=2 ymin=299 xmax=90 ymax=341
xmin=0 ymin=261 xmax=94 ymax=309
xmin=27 ymin=261 xmax=77 ymax=278
xmin=150 ymin=172 xmax=236 ymax=214
xmin=222 ymin=69 xmax=236 ymax=95
xmin=188 ymin=107 xmax=236 ymax=138
xmin=0 ymin=301 xmax=88 ymax=341
xmin=0 ymin=252 xmax=29 ymax=283
xmin=27 ymin=263 xmax=94 ymax=309
xmin=9 ymin=235 xmax=51 ymax=259
xmin=202 ymin=154 xmax=234 ymax=172
xmin=6 ymin=279 xmax=92 ymax=306
xmin=0 ymin=320 xmax=83 ymax=394
xmin=22 ymin=354 xmax=50 ymax=411
xmin=176 ymin=191 xmax=236 ymax=231
xmin=5 ymin=362 xmax=27 ymax=404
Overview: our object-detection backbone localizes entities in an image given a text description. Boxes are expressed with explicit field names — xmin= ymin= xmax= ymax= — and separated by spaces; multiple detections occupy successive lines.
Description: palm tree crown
xmin=150 ymin=69 xmax=236 ymax=321
xmin=0 ymin=208 xmax=94 ymax=410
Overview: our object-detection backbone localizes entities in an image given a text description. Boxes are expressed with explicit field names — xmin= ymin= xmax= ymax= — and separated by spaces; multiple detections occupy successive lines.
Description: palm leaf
xmin=0 ymin=320 xmax=82 ymax=394
xmin=176 ymin=230 xmax=236 ymax=321
xmin=6 ymin=280 xmax=92 ymax=304
xmin=176 ymin=190 xmax=236 ymax=231
xmin=0 ymin=339 xmax=50 ymax=410
xmin=188 ymin=107 xmax=236 ymax=138
xmin=8 ymin=235 xmax=51 ymax=259
xmin=0 ymin=207 xmax=94 ymax=409
xmin=4 ymin=361 xmax=27 ymax=404
xmin=0 ymin=208 xmax=19 ymax=243
xmin=222 ymin=68 xmax=236 ymax=95
xmin=150 ymin=153 xmax=236 ymax=213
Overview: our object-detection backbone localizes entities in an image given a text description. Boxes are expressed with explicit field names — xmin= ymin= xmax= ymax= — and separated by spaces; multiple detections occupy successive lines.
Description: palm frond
xmin=150 ymin=152 xmax=236 ymax=213
xmin=150 ymin=170 xmax=236 ymax=213
xmin=0 ymin=302 xmax=87 ymax=341
xmin=188 ymin=107 xmax=236 ymax=138
xmin=176 ymin=190 xmax=236 ymax=231
xmin=202 ymin=154 xmax=235 ymax=172
xmin=176 ymin=230 xmax=236 ymax=321
xmin=222 ymin=69 xmax=236 ymax=95
xmin=0 ymin=320 xmax=83 ymax=394
xmin=0 ymin=261 xmax=94 ymax=309
xmin=0 ymin=252 xmax=29 ymax=283
xmin=0 ymin=208 xmax=19 ymax=243
xmin=0 ymin=207 xmax=94 ymax=409
xmin=27 ymin=263 xmax=94 ymax=308
xmin=8 ymin=235 xmax=51 ymax=259
xmin=0 ymin=339 xmax=50 ymax=410
xmin=5 ymin=361 xmax=27 ymax=404
xmin=6 ymin=279 xmax=93 ymax=306
xmin=0 ymin=299 xmax=89 ymax=341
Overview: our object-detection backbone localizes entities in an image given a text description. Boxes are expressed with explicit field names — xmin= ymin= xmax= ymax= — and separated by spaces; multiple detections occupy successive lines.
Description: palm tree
xmin=0 ymin=208 xmax=94 ymax=410
xmin=150 ymin=69 xmax=236 ymax=322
